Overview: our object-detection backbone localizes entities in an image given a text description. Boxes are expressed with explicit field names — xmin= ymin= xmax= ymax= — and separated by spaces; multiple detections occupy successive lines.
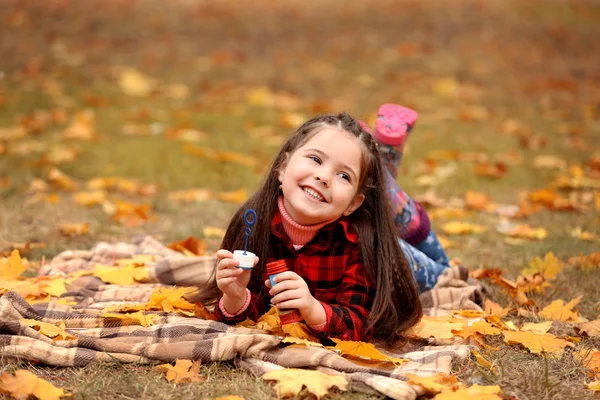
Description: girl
xmin=364 ymin=104 xmax=451 ymax=292
xmin=195 ymin=112 xmax=423 ymax=342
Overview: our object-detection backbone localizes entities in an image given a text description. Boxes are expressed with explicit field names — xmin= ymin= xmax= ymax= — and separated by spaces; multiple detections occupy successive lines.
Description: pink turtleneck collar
xmin=277 ymin=196 xmax=336 ymax=246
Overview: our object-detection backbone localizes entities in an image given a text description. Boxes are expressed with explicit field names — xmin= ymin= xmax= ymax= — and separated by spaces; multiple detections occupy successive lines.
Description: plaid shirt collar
xmin=270 ymin=207 xmax=359 ymax=249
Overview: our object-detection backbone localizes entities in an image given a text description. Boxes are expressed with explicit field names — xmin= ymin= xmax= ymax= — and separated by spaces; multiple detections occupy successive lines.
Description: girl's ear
xmin=343 ymin=193 xmax=365 ymax=216
xmin=278 ymin=152 xmax=290 ymax=182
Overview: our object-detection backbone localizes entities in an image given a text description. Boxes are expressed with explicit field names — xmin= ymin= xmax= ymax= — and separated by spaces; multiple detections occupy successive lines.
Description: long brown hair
xmin=192 ymin=113 xmax=422 ymax=340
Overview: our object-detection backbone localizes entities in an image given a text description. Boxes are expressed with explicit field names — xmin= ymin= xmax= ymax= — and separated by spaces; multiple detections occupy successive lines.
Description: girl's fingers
xmin=218 ymin=277 xmax=239 ymax=286
xmin=217 ymin=258 xmax=239 ymax=270
xmin=217 ymin=267 xmax=243 ymax=279
xmin=272 ymin=271 xmax=299 ymax=282
xmin=271 ymin=288 xmax=300 ymax=305
xmin=216 ymin=249 xmax=233 ymax=259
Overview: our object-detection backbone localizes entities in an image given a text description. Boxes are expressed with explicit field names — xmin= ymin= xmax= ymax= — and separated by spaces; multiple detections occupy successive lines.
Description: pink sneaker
xmin=374 ymin=104 xmax=418 ymax=147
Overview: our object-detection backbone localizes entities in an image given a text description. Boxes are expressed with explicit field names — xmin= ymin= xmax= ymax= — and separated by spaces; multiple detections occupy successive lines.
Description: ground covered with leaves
xmin=1 ymin=0 xmax=600 ymax=399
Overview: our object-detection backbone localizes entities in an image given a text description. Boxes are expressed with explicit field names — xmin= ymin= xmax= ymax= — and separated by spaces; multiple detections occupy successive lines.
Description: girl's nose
xmin=314 ymin=174 xmax=329 ymax=187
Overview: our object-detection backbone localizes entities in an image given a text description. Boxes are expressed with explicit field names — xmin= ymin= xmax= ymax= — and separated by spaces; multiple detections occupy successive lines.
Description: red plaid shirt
xmin=214 ymin=208 xmax=376 ymax=341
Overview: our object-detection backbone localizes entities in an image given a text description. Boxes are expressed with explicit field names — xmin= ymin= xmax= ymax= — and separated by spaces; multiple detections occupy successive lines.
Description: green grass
xmin=1 ymin=0 xmax=600 ymax=398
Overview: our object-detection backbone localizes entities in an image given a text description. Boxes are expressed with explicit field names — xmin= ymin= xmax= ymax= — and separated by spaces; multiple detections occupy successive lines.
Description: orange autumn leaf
xmin=263 ymin=368 xmax=347 ymax=400
xmin=576 ymin=348 xmax=600 ymax=375
xmin=0 ymin=369 xmax=69 ymax=400
xmin=405 ymin=315 xmax=465 ymax=340
xmin=502 ymin=331 xmax=574 ymax=356
xmin=585 ymin=381 xmax=600 ymax=392
xmin=330 ymin=338 xmax=407 ymax=365
xmin=92 ymin=263 xmax=149 ymax=285
xmin=156 ymin=359 xmax=205 ymax=384
xmin=102 ymin=311 xmax=161 ymax=327
xmin=432 ymin=384 xmax=502 ymax=399
xmin=497 ymin=221 xmax=547 ymax=240
xmin=282 ymin=322 xmax=321 ymax=343
xmin=538 ymin=296 xmax=585 ymax=322
xmin=167 ymin=236 xmax=207 ymax=256
xmin=255 ymin=306 xmax=281 ymax=332
xmin=482 ymin=299 xmax=509 ymax=317
xmin=474 ymin=162 xmax=507 ymax=179
xmin=441 ymin=221 xmax=487 ymax=235
xmin=183 ymin=145 xmax=255 ymax=167
xmin=20 ymin=318 xmax=76 ymax=340
xmin=63 ymin=110 xmax=95 ymax=140
xmin=73 ymin=190 xmax=107 ymax=206
xmin=203 ymin=226 xmax=226 ymax=238
xmin=520 ymin=321 xmax=553 ymax=334
xmin=528 ymin=189 xmax=561 ymax=207
xmin=452 ymin=321 xmax=502 ymax=339
xmin=405 ymin=374 xmax=448 ymax=395
xmin=282 ymin=336 xmax=324 ymax=347
xmin=217 ymin=188 xmax=248 ymax=204
xmin=521 ymin=252 xmax=563 ymax=280
xmin=472 ymin=350 xmax=497 ymax=372
xmin=571 ymin=228 xmax=597 ymax=242
xmin=0 ymin=250 xmax=26 ymax=280
xmin=168 ymin=188 xmax=212 ymax=203
xmin=58 ymin=223 xmax=89 ymax=236
xmin=576 ymin=320 xmax=600 ymax=337
xmin=104 ymin=200 xmax=152 ymax=226
xmin=47 ymin=168 xmax=77 ymax=191
xmin=465 ymin=191 xmax=490 ymax=211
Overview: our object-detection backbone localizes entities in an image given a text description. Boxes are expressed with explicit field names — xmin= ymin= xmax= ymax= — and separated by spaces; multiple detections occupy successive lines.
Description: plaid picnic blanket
xmin=0 ymin=236 xmax=482 ymax=400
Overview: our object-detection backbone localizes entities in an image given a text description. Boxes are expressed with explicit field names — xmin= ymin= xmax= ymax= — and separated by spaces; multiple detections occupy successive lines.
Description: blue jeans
xmin=399 ymin=231 xmax=449 ymax=292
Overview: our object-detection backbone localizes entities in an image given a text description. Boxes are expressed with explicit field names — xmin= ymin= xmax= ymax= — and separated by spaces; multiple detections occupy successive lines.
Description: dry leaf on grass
xmin=405 ymin=316 xmax=465 ymax=340
xmin=442 ymin=221 xmax=487 ymax=235
xmin=20 ymin=319 xmax=76 ymax=340
xmin=167 ymin=236 xmax=207 ymax=256
xmin=0 ymin=369 xmax=69 ymax=400
xmin=539 ymin=297 xmax=585 ymax=322
xmin=330 ymin=338 xmax=407 ymax=365
xmin=576 ymin=320 xmax=600 ymax=337
xmin=0 ymin=250 xmax=26 ymax=280
xmin=502 ymin=331 xmax=574 ymax=356
xmin=520 ymin=321 xmax=553 ymax=334
xmin=406 ymin=373 xmax=460 ymax=395
xmin=521 ymin=252 xmax=563 ymax=281
xmin=156 ymin=359 xmax=205 ymax=384
xmin=58 ymin=223 xmax=89 ymax=236
xmin=585 ymin=381 xmax=600 ymax=392
xmin=263 ymin=368 xmax=347 ymax=399
xmin=432 ymin=384 xmax=502 ymax=399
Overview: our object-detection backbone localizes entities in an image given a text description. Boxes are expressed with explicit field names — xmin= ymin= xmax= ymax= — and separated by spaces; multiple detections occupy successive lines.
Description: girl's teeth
xmin=304 ymin=187 xmax=323 ymax=201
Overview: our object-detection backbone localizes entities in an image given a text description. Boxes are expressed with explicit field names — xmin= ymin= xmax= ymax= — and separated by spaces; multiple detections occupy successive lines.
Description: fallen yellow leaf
xmin=539 ymin=296 xmax=585 ymax=322
xmin=497 ymin=221 xmax=546 ymax=240
xmin=156 ymin=359 xmax=205 ymax=384
xmin=472 ymin=350 xmax=497 ymax=372
xmin=20 ymin=319 xmax=75 ymax=340
xmin=92 ymin=264 xmax=148 ymax=285
xmin=405 ymin=315 xmax=465 ymax=340
xmin=58 ymin=223 xmax=89 ymax=236
xmin=432 ymin=384 xmax=502 ymax=399
xmin=331 ymin=338 xmax=406 ymax=365
xmin=102 ymin=311 xmax=160 ymax=327
xmin=576 ymin=320 xmax=600 ymax=337
xmin=0 ymin=250 xmax=26 ymax=280
xmin=48 ymin=168 xmax=77 ymax=191
xmin=281 ymin=322 xmax=321 ymax=343
xmin=263 ymin=368 xmax=347 ymax=399
xmin=520 ymin=321 xmax=553 ymax=334
xmin=442 ymin=221 xmax=487 ymax=235
xmin=118 ymin=68 xmax=156 ymax=97
xmin=73 ymin=190 xmax=107 ymax=206
xmin=502 ymin=331 xmax=574 ymax=356
xmin=521 ymin=252 xmax=563 ymax=280
xmin=0 ymin=369 xmax=69 ymax=400
xmin=217 ymin=188 xmax=248 ymax=204
xmin=282 ymin=337 xmax=324 ymax=347
xmin=41 ymin=278 xmax=67 ymax=297
xmin=585 ymin=380 xmax=600 ymax=392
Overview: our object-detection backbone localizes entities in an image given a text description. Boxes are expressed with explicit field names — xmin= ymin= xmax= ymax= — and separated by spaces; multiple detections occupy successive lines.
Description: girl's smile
xmin=278 ymin=128 xmax=365 ymax=225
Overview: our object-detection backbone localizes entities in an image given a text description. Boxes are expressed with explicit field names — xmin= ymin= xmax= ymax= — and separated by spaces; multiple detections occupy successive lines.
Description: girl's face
xmin=278 ymin=128 xmax=366 ymax=225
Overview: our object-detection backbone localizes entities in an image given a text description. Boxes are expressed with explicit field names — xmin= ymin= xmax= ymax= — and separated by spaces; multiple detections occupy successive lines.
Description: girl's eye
xmin=308 ymin=156 xmax=321 ymax=164
xmin=338 ymin=172 xmax=350 ymax=181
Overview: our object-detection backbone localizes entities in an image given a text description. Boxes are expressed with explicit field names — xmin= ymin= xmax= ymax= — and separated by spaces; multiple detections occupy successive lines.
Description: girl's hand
xmin=265 ymin=271 xmax=320 ymax=317
xmin=216 ymin=249 xmax=256 ymax=299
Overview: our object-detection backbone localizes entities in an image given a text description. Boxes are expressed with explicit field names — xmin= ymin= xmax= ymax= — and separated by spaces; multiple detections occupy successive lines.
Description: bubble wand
xmin=233 ymin=209 xmax=257 ymax=270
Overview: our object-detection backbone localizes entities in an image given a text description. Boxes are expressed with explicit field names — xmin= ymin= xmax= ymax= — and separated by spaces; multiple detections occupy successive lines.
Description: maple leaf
xmin=63 ymin=110 xmax=95 ymax=140
xmin=330 ymin=338 xmax=407 ymax=365
xmin=521 ymin=252 xmax=563 ymax=280
xmin=0 ymin=369 xmax=70 ymax=400
xmin=472 ymin=350 xmax=497 ymax=372
xmin=576 ymin=320 xmax=600 ymax=337
xmin=118 ymin=68 xmax=156 ymax=97
xmin=263 ymin=368 xmax=347 ymax=399
xmin=47 ymin=168 xmax=77 ymax=191
xmin=156 ymin=360 xmax=205 ymax=384
xmin=571 ymin=227 xmax=597 ymax=242
xmin=474 ymin=162 xmax=507 ymax=179
xmin=73 ymin=190 xmax=107 ymax=206
xmin=465 ymin=191 xmax=490 ymax=211
xmin=441 ymin=221 xmax=487 ymax=235
xmin=281 ymin=322 xmax=321 ymax=343
xmin=539 ymin=297 xmax=585 ymax=322
xmin=406 ymin=373 xmax=452 ymax=395
xmin=497 ymin=221 xmax=547 ymax=240
xmin=282 ymin=337 xmax=324 ymax=347
xmin=0 ymin=250 xmax=26 ymax=280
xmin=482 ymin=299 xmax=509 ymax=317
xmin=217 ymin=188 xmax=248 ymax=204
xmin=58 ymin=223 xmax=89 ymax=236
xmin=255 ymin=306 xmax=282 ymax=332
xmin=167 ymin=236 xmax=207 ymax=256
xmin=92 ymin=264 xmax=148 ymax=285
xmin=585 ymin=381 xmax=600 ymax=392
xmin=41 ymin=278 xmax=67 ymax=297
xmin=405 ymin=315 xmax=465 ymax=340
xmin=20 ymin=319 xmax=76 ymax=341
xmin=168 ymin=188 xmax=212 ymax=203
xmin=432 ymin=384 xmax=502 ymax=399
xmin=102 ymin=311 xmax=161 ymax=327
xmin=502 ymin=331 xmax=574 ymax=356
xmin=452 ymin=321 xmax=502 ymax=339
xmin=521 ymin=321 xmax=553 ymax=334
